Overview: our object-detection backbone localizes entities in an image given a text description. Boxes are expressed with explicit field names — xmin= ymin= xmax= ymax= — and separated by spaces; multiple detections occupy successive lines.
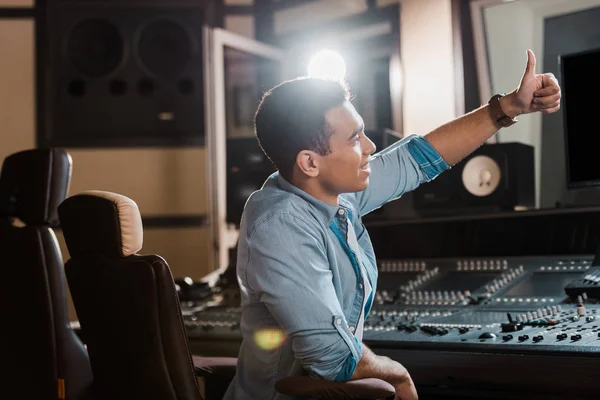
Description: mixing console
xmin=181 ymin=254 xmax=600 ymax=398
xmin=364 ymin=255 xmax=599 ymax=347
xmin=363 ymin=255 xmax=600 ymax=399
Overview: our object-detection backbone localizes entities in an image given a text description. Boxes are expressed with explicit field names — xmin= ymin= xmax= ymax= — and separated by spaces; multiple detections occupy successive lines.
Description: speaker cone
xmin=67 ymin=19 xmax=124 ymax=78
xmin=461 ymin=155 xmax=501 ymax=197
xmin=137 ymin=20 xmax=192 ymax=78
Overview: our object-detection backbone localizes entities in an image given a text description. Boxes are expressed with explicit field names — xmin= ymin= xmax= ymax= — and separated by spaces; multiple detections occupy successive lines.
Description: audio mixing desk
xmin=182 ymin=254 xmax=600 ymax=399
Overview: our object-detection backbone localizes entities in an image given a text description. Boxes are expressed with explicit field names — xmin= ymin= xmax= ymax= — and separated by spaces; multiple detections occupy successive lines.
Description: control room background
xmin=1 ymin=0 xmax=600 ymax=322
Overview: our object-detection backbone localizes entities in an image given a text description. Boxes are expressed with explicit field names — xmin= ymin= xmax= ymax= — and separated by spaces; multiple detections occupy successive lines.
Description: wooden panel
xmin=401 ymin=0 xmax=456 ymax=134
xmin=0 ymin=20 xmax=35 ymax=162
xmin=0 ymin=0 xmax=33 ymax=7
xmin=142 ymin=226 xmax=212 ymax=280
xmin=66 ymin=148 xmax=208 ymax=216
xmin=225 ymin=0 xmax=253 ymax=5
xmin=56 ymin=226 xmax=211 ymax=321
xmin=225 ymin=14 xmax=255 ymax=38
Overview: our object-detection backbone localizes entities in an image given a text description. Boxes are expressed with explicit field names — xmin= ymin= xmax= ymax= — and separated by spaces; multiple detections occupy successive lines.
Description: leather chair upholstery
xmin=0 ymin=148 xmax=93 ymax=400
xmin=276 ymin=376 xmax=395 ymax=399
xmin=58 ymin=190 xmax=235 ymax=400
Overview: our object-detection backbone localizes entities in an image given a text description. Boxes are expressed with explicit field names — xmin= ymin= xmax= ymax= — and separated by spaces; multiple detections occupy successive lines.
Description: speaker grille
xmin=45 ymin=6 xmax=207 ymax=147
xmin=137 ymin=20 xmax=192 ymax=78
xmin=67 ymin=19 xmax=124 ymax=78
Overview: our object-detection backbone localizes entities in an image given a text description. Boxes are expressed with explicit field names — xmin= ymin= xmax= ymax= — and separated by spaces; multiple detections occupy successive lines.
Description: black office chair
xmin=58 ymin=190 xmax=236 ymax=400
xmin=0 ymin=148 xmax=93 ymax=400
xmin=59 ymin=190 xmax=394 ymax=400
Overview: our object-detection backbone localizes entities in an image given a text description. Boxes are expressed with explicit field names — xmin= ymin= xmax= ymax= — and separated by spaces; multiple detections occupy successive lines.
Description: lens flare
xmin=253 ymin=328 xmax=285 ymax=350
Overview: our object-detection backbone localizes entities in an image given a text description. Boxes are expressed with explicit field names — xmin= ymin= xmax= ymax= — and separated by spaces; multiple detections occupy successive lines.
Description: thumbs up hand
xmin=509 ymin=49 xmax=561 ymax=116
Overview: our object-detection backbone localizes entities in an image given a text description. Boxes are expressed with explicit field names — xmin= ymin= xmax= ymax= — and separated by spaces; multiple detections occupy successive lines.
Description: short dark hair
xmin=254 ymin=77 xmax=351 ymax=180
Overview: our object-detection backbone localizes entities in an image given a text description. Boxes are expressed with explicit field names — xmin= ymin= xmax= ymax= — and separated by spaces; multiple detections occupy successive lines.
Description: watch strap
xmin=488 ymin=93 xmax=517 ymax=127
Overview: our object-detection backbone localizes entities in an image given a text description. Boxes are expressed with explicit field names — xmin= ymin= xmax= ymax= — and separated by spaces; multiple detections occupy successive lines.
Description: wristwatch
xmin=488 ymin=93 xmax=517 ymax=127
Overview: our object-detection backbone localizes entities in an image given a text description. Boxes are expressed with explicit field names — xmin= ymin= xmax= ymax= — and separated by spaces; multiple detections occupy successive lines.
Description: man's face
xmin=316 ymin=101 xmax=376 ymax=195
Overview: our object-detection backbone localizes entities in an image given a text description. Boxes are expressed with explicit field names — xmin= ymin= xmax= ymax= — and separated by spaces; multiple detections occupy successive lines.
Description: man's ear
xmin=296 ymin=150 xmax=320 ymax=178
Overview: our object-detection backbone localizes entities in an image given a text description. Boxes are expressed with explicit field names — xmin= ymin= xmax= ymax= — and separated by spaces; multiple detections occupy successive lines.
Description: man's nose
xmin=362 ymin=135 xmax=376 ymax=155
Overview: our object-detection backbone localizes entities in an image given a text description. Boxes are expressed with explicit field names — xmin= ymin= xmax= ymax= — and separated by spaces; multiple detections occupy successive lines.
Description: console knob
xmin=479 ymin=332 xmax=497 ymax=339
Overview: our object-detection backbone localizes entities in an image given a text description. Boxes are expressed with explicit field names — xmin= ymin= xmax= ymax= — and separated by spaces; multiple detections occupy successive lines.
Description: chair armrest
xmin=275 ymin=376 xmax=395 ymax=399
xmin=192 ymin=355 xmax=237 ymax=379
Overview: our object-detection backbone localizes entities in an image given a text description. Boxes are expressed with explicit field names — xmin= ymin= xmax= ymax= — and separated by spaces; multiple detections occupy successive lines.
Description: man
xmin=223 ymin=49 xmax=560 ymax=400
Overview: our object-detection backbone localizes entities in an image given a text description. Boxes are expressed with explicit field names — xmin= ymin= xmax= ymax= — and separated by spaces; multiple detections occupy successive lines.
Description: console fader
xmin=365 ymin=255 xmax=599 ymax=347
xmin=363 ymin=254 xmax=600 ymax=399
xmin=181 ymin=254 xmax=600 ymax=398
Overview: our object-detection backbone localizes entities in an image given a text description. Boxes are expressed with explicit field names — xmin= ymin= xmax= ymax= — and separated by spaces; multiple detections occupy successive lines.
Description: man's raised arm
xmin=425 ymin=49 xmax=561 ymax=166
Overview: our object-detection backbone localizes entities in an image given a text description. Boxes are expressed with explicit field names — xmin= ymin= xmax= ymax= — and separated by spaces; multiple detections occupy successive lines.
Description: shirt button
xmin=336 ymin=318 xmax=342 ymax=325
xmin=338 ymin=209 xmax=345 ymax=216
xmin=359 ymin=283 xmax=364 ymax=289
xmin=349 ymin=326 xmax=355 ymax=332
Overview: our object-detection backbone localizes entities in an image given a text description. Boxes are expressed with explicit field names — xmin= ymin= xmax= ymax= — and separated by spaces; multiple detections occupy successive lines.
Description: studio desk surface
xmin=179 ymin=254 xmax=600 ymax=400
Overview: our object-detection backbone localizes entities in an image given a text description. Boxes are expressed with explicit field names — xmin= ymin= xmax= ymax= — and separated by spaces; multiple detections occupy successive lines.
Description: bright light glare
xmin=253 ymin=328 xmax=285 ymax=350
xmin=307 ymin=50 xmax=347 ymax=81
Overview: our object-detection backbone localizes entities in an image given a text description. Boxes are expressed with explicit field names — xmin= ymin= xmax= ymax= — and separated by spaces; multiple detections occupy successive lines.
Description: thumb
xmin=524 ymin=49 xmax=536 ymax=76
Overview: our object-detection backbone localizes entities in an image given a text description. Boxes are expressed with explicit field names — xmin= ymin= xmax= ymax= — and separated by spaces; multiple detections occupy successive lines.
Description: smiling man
xmin=224 ymin=50 xmax=561 ymax=400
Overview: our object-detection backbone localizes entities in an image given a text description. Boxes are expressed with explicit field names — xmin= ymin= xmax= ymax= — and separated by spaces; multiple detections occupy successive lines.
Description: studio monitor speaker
xmin=42 ymin=1 xmax=220 ymax=147
xmin=226 ymin=137 xmax=276 ymax=226
xmin=412 ymin=142 xmax=534 ymax=217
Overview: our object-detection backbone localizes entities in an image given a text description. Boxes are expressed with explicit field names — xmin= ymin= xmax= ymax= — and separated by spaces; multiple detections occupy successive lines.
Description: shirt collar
xmin=271 ymin=172 xmax=351 ymax=225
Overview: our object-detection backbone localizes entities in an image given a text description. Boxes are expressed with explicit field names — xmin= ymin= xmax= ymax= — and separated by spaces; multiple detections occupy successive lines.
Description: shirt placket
xmin=332 ymin=207 xmax=364 ymax=335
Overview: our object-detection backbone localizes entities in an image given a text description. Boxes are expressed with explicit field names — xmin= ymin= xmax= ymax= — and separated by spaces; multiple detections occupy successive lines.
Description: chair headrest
xmin=0 ymin=148 xmax=72 ymax=226
xmin=58 ymin=191 xmax=143 ymax=258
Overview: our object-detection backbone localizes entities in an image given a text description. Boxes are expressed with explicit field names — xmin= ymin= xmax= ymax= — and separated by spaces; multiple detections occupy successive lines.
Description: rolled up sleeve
xmin=244 ymin=212 xmax=362 ymax=381
xmin=354 ymin=134 xmax=450 ymax=215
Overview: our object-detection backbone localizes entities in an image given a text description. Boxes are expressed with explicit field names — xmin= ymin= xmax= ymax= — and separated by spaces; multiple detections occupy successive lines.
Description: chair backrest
xmin=58 ymin=191 xmax=203 ymax=400
xmin=0 ymin=148 xmax=93 ymax=400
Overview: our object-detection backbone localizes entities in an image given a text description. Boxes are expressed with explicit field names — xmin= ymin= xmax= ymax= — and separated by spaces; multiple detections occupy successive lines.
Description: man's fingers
xmin=542 ymin=72 xmax=559 ymax=86
xmin=533 ymin=92 xmax=561 ymax=106
xmin=539 ymin=103 xmax=561 ymax=114
xmin=534 ymin=86 xmax=560 ymax=97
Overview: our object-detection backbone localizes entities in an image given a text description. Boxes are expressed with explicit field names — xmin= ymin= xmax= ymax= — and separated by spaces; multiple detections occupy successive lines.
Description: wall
xmin=0 ymin=0 xmax=460 ymax=321
xmin=0 ymin=2 xmax=212 ymax=322
xmin=482 ymin=0 xmax=600 ymax=207
xmin=56 ymin=148 xmax=210 ymax=278
xmin=400 ymin=0 xmax=457 ymax=135
xmin=0 ymin=5 xmax=212 ymax=281
xmin=0 ymin=19 xmax=35 ymax=161
xmin=484 ymin=1 xmax=534 ymax=146
xmin=262 ymin=0 xmax=458 ymax=135
xmin=538 ymin=2 xmax=600 ymax=209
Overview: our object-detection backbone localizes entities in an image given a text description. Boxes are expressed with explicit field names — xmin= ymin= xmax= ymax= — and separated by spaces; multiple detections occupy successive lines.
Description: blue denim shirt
xmin=223 ymin=134 xmax=449 ymax=400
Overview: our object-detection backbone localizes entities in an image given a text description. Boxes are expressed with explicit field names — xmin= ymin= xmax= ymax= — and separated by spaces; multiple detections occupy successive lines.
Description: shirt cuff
xmin=405 ymin=134 xmax=450 ymax=181
xmin=334 ymin=337 xmax=363 ymax=382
